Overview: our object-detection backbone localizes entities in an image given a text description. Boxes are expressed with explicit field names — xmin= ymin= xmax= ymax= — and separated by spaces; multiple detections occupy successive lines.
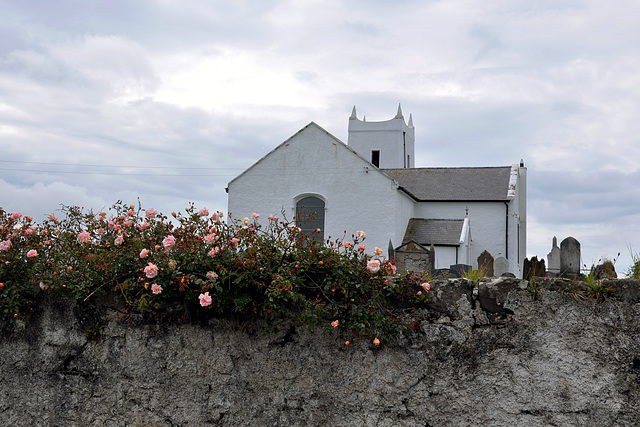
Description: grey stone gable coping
xmin=402 ymin=218 xmax=465 ymax=246
xmin=381 ymin=166 xmax=513 ymax=201
xmin=227 ymin=122 xmax=398 ymax=188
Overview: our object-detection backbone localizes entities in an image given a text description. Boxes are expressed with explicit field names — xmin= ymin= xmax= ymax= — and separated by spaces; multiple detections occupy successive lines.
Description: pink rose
xmin=230 ymin=238 xmax=239 ymax=246
xmin=358 ymin=244 xmax=366 ymax=252
xmin=386 ymin=263 xmax=397 ymax=275
xmin=204 ymin=233 xmax=217 ymax=244
xmin=356 ymin=230 xmax=366 ymax=239
xmin=77 ymin=231 xmax=91 ymax=244
xmin=366 ymin=259 xmax=381 ymax=273
xmin=39 ymin=282 xmax=48 ymax=290
xmin=48 ymin=212 xmax=60 ymax=224
xmin=137 ymin=222 xmax=150 ymax=231
xmin=198 ymin=208 xmax=209 ymax=217
xmin=206 ymin=271 xmax=218 ymax=281
xmin=207 ymin=247 xmax=220 ymax=257
xmin=331 ymin=320 xmax=339 ymax=328
xmin=343 ymin=242 xmax=351 ymax=248
xmin=27 ymin=249 xmax=38 ymax=258
xmin=151 ymin=283 xmax=163 ymax=295
xmin=139 ymin=249 xmax=149 ymax=258
xmin=374 ymin=247 xmax=383 ymax=256
xmin=144 ymin=263 xmax=158 ymax=278
xmin=251 ymin=212 xmax=259 ymax=219
xmin=421 ymin=282 xmax=431 ymax=292
xmin=145 ymin=208 xmax=158 ymax=218
xmin=199 ymin=292 xmax=212 ymax=307
xmin=0 ymin=240 xmax=11 ymax=251
xmin=24 ymin=228 xmax=34 ymax=236
xmin=126 ymin=210 xmax=135 ymax=217
xmin=114 ymin=235 xmax=124 ymax=246
xmin=123 ymin=220 xmax=132 ymax=227
xmin=163 ymin=235 xmax=176 ymax=250
xmin=12 ymin=212 xmax=22 ymax=219
xmin=373 ymin=338 xmax=380 ymax=346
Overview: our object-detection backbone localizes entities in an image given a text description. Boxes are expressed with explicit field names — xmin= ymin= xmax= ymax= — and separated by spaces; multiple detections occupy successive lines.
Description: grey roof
xmin=382 ymin=167 xmax=512 ymax=201
xmin=402 ymin=218 xmax=464 ymax=246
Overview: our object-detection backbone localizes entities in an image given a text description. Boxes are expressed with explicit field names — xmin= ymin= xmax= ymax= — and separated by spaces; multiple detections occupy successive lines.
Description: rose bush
xmin=0 ymin=202 xmax=431 ymax=346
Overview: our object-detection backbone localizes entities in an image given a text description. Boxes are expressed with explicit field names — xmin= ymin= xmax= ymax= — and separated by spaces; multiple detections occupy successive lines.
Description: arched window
xmin=296 ymin=196 xmax=325 ymax=239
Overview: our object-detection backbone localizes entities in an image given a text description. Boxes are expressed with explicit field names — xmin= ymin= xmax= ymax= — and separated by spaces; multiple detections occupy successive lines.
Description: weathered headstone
xmin=477 ymin=250 xmax=494 ymax=277
xmin=494 ymin=257 xmax=509 ymax=277
xmin=560 ymin=237 xmax=581 ymax=278
xmin=547 ymin=236 xmax=560 ymax=276
xmin=394 ymin=241 xmax=431 ymax=274
xmin=523 ymin=256 xmax=546 ymax=280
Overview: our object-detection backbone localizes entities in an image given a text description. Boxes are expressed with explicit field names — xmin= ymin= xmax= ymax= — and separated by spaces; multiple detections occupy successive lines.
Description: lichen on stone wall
xmin=2 ymin=278 xmax=640 ymax=426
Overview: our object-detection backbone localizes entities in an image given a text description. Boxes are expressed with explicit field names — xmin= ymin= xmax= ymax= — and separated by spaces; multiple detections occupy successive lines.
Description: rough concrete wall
xmin=2 ymin=278 xmax=640 ymax=427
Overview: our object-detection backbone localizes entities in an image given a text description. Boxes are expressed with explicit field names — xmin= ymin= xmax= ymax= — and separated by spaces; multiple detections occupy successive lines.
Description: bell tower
xmin=347 ymin=104 xmax=415 ymax=169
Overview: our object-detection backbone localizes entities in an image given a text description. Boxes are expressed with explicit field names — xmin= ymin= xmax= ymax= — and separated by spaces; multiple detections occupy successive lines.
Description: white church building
xmin=227 ymin=106 xmax=527 ymax=277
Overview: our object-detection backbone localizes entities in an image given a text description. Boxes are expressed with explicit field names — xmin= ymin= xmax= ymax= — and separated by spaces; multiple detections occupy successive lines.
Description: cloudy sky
xmin=1 ymin=0 xmax=639 ymax=273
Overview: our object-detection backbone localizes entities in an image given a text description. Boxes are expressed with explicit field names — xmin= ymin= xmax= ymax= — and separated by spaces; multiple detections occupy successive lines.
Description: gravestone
xmin=523 ymin=256 xmax=546 ymax=280
xmin=449 ymin=264 xmax=472 ymax=278
xmin=394 ymin=241 xmax=431 ymax=274
xmin=560 ymin=237 xmax=581 ymax=278
xmin=547 ymin=236 xmax=560 ymax=276
xmin=494 ymin=257 xmax=509 ymax=277
xmin=477 ymin=250 xmax=494 ymax=277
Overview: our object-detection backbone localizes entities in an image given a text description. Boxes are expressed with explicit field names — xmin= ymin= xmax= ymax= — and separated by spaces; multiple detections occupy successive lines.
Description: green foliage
xmin=627 ymin=246 xmax=640 ymax=279
xmin=462 ymin=267 xmax=486 ymax=285
xmin=581 ymin=271 xmax=614 ymax=301
xmin=0 ymin=203 xmax=432 ymax=346
xmin=527 ymin=279 xmax=543 ymax=301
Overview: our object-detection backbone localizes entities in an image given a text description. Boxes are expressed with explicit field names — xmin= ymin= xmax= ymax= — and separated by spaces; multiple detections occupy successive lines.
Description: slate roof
xmin=382 ymin=167 xmax=512 ymax=201
xmin=402 ymin=218 xmax=464 ymax=246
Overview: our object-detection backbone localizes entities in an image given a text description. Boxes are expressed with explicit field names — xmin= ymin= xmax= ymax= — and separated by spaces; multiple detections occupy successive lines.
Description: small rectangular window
xmin=371 ymin=150 xmax=380 ymax=167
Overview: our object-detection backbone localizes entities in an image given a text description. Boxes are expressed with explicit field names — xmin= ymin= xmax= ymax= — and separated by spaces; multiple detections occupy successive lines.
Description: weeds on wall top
xmin=0 ymin=203 xmax=431 ymax=346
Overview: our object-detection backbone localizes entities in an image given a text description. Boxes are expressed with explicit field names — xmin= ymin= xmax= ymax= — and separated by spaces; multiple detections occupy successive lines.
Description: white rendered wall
xmin=228 ymin=123 xmax=415 ymax=258
xmin=414 ymin=201 xmax=520 ymax=275
xmin=348 ymin=115 xmax=415 ymax=169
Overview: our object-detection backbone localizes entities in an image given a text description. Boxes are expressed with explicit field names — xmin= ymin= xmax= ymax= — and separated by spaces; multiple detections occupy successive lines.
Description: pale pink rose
xmin=96 ymin=227 xmax=105 ymax=235
xmin=421 ymin=282 xmax=431 ymax=292
xmin=114 ymin=235 xmax=124 ymax=246
xmin=207 ymin=247 xmax=220 ymax=257
xmin=123 ymin=220 xmax=132 ymax=227
xmin=374 ymin=247 xmax=383 ymax=256
xmin=11 ymin=212 xmax=22 ymax=219
xmin=126 ymin=210 xmax=135 ymax=217
xmin=144 ymin=263 xmax=159 ymax=278
xmin=168 ymin=259 xmax=177 ymax=269
xmin=151 ymin=283 xmax=163 ymax=295
xmin=137 ymin=222 xmax=150 ymax=231
xmin=386 ymin=263 xmax=397 ymax=275
xmin=24 ymin=228 xmax=34 ymax=236
xmin=367 ymin=259 xmax=381 ymax=273
xmin=98 ymin=211 xmax=107 ymax=217
xmin=0 ymin=240 xmax=11 ymax=251
xmin=198 ymin=208 xmax=209 ymax=217
xmin=77 ymin=231 xmax=91 ymax=244
xmin=108 ymin=220 xmax=115 ymax=229
xmin=199 ymin=292 xmax=212 ymax=307
xmin=251 ymin=212 xmax=259 ymax=219
xmin=373 ymin=338 xmax=380 ymax=346
xmin=211 ymin=212 xmax=219 ymax=221
xmin=230 ymin=238 xmax=239 ymax=246
xmin=27 ymin=249 xmax=38 ymax=258
xmin=39 ymin=281 xmax=48 ymax=290
xmin=343 ymin=241 xmax=351 ymax=248
xmin=331 ymin=320 xmax=339 ymax=328
xmin=139 ymin=249 xmax=150 ymax=258
xmin=145 ymin=208 xmax=158 ymax=218
xmin=163 ymin=235 xmax=176 ymax=250
xmin=356 ymin=230 xmax=366 ymax=239
xmin=206 ymin=271 xmax=218 ymax=281
xmin=204 ymin=233 xmax=217 ymax=244
xmin=358 ymin=244 xmax=366 ymax=252
xmin=48 ymin=212 xmax=60 ymax=224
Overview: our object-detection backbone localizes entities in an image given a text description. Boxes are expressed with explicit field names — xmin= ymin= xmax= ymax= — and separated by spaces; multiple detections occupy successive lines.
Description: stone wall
xmin=3 ymin=278 xmax=640 ymax=426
